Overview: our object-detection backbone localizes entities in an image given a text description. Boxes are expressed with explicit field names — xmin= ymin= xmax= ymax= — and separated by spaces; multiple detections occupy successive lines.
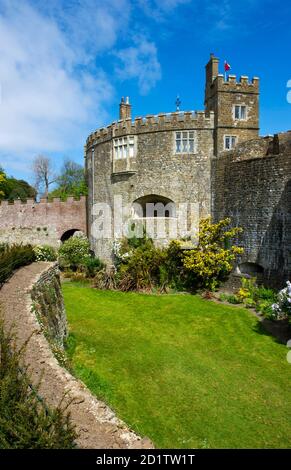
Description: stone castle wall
xmin=0 ymin=196 xmax=87 ymax=247
xmin=86 ymin=111 xmax=215 ymax=261
xmin=212 ymin=131 xmax=291 ymax=287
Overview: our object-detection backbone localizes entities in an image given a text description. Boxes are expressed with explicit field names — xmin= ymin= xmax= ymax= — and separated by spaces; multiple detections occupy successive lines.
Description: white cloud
xmin=115 ymin=37 xmax=161 ymax=95
xmin=32 ymin=0 xmax=132 ymax=60
xmin=1 ymin=0 xmax=199 ymax=177
xmin=0 ymin=0 xmax=117 ymax=174
xmin=138 ymin=0 xmax=191 ymax=21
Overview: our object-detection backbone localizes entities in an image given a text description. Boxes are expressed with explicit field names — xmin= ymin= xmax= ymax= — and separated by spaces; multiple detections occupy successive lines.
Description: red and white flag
xmin=224 ymin=61 xmax=231 ymax=72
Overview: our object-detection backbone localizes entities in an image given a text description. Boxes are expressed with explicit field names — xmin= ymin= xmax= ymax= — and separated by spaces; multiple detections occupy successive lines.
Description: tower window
xmin=224 ymin=135 xmax=237 ymax=150
xmin=113 ymin=136 xmax=135 ymax=159
xmin=175 ymin=131 xmax=196 ymax=153
xmin=234 ymin=105 xmax=247 ymax=120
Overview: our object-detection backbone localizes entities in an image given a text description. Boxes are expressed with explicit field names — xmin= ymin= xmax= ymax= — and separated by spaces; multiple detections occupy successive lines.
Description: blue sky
xmin=0 ymin=0 xmax=290 ymax=183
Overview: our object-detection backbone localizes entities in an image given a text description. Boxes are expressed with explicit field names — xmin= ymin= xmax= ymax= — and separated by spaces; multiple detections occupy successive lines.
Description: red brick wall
xmin=0 ymin=196 xmax=87 ymax=247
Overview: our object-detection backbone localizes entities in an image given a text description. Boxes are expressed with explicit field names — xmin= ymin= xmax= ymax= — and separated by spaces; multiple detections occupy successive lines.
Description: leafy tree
xmin=0 ymin=167 xmax=36 ymax=201
xmin=0 ymin=169 xmax=6 ymax=200
xmin=48 ymin=160 xmax=87 ymax=200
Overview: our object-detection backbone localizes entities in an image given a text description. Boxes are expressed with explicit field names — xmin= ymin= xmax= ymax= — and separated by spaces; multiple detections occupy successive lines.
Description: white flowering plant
xmin=33 ymin=245 xmax=57 ymax=262
xmin=112 ymin=240 xmax=132 ymax=264
xmin=271 ymin=281 xmax=291 ymax=320
xmin=58 ymin=235 xmax=90 ymax=270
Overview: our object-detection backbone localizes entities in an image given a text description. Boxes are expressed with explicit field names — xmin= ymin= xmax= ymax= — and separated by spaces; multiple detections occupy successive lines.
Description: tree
xmin=32 ymin=155 xmax=55 ymax=197
xmin=0 ymin=167 xmax=36 ymax=201
xmin=48 ymin=159 xmax=87 ymax=200
xmin=0 ymin=168 xmax=6 ymax=200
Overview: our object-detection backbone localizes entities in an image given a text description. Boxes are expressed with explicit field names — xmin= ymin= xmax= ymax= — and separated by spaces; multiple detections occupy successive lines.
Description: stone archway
xmin=238 ymin=262 xmax=264 ymax=276
xmin=60 ymin=229 xmax=84 ymax=243
xmin=132 ymin=194 xmax=176 ymax=218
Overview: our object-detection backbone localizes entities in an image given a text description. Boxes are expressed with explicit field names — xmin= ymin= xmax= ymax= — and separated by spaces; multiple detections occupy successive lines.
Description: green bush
xmin=107 ymin=217 xmax=243 ymax=293
xmin=82 ymin=256 xmax=105 ymax=278
xmin=236 ymin=277 xmax=277 ymax=314
xmin=114 ymin=236 xmax=167 ymax=291
xmin=33 ymin=245 xmax=57 ymax=262
xmin=58 ymin=235 xmax=90 ymax=270
xmin=219 ymin=293 xmax=241 ymax=304
xmin=0 ymin=244 xmax=36 ymax=287
xmin=0 ymin=321 xmax=76 ymax=448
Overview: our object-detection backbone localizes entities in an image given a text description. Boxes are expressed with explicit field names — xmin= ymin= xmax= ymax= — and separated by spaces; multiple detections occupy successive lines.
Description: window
xmin=175 ymin=131 xmax=195 ymax=153
xmin=234 ymin=105 xmax=247 ymax=120
xmin=224 ymin=135 xmax=237 ymax=150
xmin=113 ymin=136 xmax=135 ymax=159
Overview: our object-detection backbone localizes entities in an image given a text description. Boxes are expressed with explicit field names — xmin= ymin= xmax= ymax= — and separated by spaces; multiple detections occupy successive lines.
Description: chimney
xmin=119 ymin=96 xmax=131 ymax=120
xmin=204 ymin=53 xmax=219 ymax=111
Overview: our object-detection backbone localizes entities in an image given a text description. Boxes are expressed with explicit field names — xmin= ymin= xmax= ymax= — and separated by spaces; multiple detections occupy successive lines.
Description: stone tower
xmin=204 ymin=54 xmax=259 ymax=155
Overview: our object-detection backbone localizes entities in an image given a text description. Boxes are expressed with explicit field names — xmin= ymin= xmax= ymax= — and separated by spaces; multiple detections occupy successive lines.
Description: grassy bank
xmin=63 ymin=282 xmax=291 ymax=449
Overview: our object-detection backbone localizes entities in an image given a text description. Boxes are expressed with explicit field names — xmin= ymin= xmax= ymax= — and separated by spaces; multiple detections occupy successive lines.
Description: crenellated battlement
xmin=0 ymin=195 xmax=87 ymax=247
xmin=86 ymin=110 xmax=215 ymax=148
xmin=214 ymin=74 xmax=259 ymax=92
xmin=0 ymin=195 xmax=86 ymax=207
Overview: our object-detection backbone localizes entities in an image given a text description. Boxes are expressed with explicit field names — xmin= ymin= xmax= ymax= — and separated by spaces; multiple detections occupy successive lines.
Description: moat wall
xmin=213 ymin=132 xmax=291 ymax=288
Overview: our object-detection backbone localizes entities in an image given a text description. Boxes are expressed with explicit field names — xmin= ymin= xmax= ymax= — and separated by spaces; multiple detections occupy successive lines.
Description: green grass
xmin=62 ymin=281 xmax=291 ymax=449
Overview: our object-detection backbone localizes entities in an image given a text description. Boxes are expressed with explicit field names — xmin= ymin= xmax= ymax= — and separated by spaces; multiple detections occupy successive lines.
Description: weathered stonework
xmin=0 ymin=196 xmax=87 ymax=247
xmin=31 ymin=263 xmax=67 ymax=344
xmin=0 ymin=54 xmax=289 ymax=286
xmin=212 ymin=132 xmax=291 ymax=287
xmin=85 ymin=111 xmax=215 ymax=260
xmin=85 ymin=54 xmax=262 ymax=263
xmin=0 ymin=262 xmax=153 ymax=449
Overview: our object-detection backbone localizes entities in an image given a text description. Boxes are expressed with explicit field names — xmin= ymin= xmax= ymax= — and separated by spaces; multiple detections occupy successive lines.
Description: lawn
xmin=62 ymin=281 xmax=291 ymax=449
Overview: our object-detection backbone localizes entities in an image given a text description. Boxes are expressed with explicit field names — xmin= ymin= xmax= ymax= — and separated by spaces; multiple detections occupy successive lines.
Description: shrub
xmin=0 ymin=320 xmax=76 ymax=448
xmin=116 ymin=236 xmax=167 ymax=291
xmin=93 ymin=268 xmax=117 ymax=290
xmin=33 ymin=245 xmax=57 ymax=262
xmin=82 ymin=256 xmax=105 ymax=278
xmin=0 ymin=244 xmax=36 ymax=287
xmin=271 ymin=281 xmax=291 ymax=320
xmin=233 ymin=277 xmax=277 ymax=313
xmin=173 ymin=217 xmax=243 ymax=291
xmin=219 ymin=293 xmax=241 ymax=304
xmin=58 ymin=235 xmax=90 ymax=270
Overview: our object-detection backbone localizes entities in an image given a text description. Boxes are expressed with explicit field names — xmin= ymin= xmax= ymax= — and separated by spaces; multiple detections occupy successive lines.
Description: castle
xmin=84 ymin=54 xmax=290 ymax=287
xmin=0 ymin=54 xmax=290 ymax=287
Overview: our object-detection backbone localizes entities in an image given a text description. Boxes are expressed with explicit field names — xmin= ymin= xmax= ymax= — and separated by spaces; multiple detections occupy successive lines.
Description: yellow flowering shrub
xmin=172 ymin=217 xmax=243 ymax=290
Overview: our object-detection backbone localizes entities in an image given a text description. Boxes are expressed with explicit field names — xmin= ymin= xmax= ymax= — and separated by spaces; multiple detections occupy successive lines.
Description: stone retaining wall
xmin=0 ymin=262 xmax=153 ymax=449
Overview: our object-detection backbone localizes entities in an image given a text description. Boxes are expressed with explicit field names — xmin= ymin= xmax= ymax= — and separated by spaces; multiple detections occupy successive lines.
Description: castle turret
xmin=119 ymin=96 xmax=131 ymax=120
xmin=204 ymin=54 xmax=260 ymax=156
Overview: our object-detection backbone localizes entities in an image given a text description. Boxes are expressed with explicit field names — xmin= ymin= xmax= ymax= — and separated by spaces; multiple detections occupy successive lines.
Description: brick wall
xmin=0 ymin=196 xmax=87 ymax=247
